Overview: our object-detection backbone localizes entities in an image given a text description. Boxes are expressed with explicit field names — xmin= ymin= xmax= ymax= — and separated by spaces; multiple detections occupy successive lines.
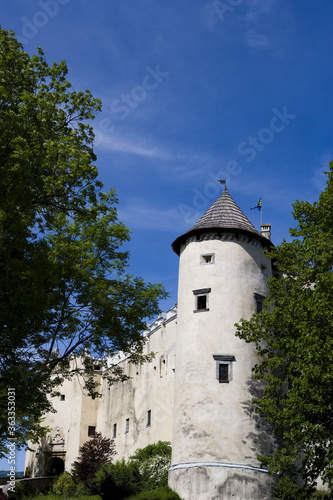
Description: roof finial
xmin=217 ymin=179 xmax=226 ymax=190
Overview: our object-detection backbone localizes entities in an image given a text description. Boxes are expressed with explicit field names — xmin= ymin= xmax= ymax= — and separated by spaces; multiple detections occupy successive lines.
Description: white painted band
xmin=169 ymin=462 xmax=269 ymax=473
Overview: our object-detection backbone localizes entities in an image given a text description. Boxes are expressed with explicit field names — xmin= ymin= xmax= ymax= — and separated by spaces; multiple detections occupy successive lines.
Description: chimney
xmin=261 ymin=224 xmax=271 ymax=240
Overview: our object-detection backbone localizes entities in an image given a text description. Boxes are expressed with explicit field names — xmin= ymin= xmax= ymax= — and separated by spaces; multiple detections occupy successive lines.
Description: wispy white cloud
xmin=94 ymin=126 xmax=232 ymax=186
xmin=243 ymin=0 xmax=283 ymax=54
xmin=311 ymin=154 xmax=332 ymax=192
xmin=244 ymin=28 xmax=271 ymax=50
xmin=95 ymin=131 xmax=172 ymax=160
xmin=118 ymin=199 xmax=188 ymax=231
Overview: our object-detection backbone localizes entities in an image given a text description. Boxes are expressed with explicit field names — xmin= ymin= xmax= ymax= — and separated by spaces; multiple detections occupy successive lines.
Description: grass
xmin=124 ymin=486 xmax=182 ymax=499
xmin=17 ymin=495 xmax=101 ymax=500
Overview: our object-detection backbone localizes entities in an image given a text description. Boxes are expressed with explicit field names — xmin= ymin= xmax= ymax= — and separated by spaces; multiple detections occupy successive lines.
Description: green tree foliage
xmin=0 ymin=27 xmax=167 ymax=456
xmin=130 ymin=441 xmax=171 ymax=462
xmin=272 ymin=476 xmax=314 ymax=500
xmin=72 ymin=433 xmax=116 ymax=483
xmin=236 ymin=162 xmax=333 ymax=494
xmin=90 ymin=442 xmax=172 ymax=500
xmin=131 ymin=441 xmax=171 ymax=491
xmin=52 ymin=472 xmax=76 ymax=497
xmin=90 ymin=459 xmax=141 ymax=500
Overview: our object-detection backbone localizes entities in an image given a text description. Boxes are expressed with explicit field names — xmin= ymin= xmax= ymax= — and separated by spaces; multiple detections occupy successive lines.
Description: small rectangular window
xmin=256 ymin=299 xmax=263 ymax=313
xmin=60 ymin=395 xmax=65 ymax=401
xmin=254 ymin=293 xmax=265 ymax=313
xmin=219 ymin=364 xmax=229 ymax=382
xmin=201 ymin=253 xmax=215 ymax=265
xmin=147 ymin=410 xmax=151 ymax=427
xmin=213 ymin=355 xmax=235 ymax=383
xmin=88 ymin=426 xmax=96 ymax=437
xmin=113 ymin=424 xmax=117 ymax=438
xmin=197 ymin=295 xmax=207 ymax=310
xmin=193 ymin=288 xmax=211 ymax=312
xmin=125 ymin=418 xmax=129 ymax=434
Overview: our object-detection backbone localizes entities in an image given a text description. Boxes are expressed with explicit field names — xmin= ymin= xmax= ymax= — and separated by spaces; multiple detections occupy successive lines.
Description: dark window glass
xmin=256 ymin=299 xmax=263 ymax=313
xmin=219 ymin=364 xmax=229 ymax=382
xmin=88 ymin=426 xmax=96 ymax=436
xmin=197 ymin=295 xmax=207 ymax=310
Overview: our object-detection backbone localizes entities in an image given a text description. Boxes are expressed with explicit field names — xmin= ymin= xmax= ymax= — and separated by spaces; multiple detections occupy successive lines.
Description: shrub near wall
xmin=90 ymin=442 xmax=173 ymax=500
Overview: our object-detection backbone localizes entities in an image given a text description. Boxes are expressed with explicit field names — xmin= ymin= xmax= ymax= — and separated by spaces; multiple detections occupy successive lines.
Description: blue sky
xmin=1 ymin=0 xmax=333 ymax=470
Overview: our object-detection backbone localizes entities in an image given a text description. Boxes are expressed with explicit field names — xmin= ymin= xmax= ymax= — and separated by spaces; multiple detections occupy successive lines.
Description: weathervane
xmin=217 ymin=179 xmax=226 ymax=188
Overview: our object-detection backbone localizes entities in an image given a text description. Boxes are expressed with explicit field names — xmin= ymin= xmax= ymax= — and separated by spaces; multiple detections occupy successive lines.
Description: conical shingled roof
xmin=172 ymin=187 xmax=271 ymax=255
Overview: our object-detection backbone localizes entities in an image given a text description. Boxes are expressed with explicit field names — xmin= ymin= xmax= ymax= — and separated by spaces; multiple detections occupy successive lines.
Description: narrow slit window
xmin=113 ymin=424 xmax=117 ymax=438
xmin=219 ymin=364 xmax=229 ymax=382
xmin=88 ymin=426 xmax=96 ymax=437
xmin=256 ymin=299 xmax=263 ymax=313
xmin=125 ymin=418 xmax=129 ymax=434
xmin=254 ymin=293 xmax=265 ymax=313
xmin=147 ymin=410 xmax=151 ymax=427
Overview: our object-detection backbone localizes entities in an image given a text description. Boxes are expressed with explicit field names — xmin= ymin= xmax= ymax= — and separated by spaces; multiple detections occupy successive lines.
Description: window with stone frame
xmin=200 ymin=253 xmax=215 ymax=265
xmin=193 ymin=288 xmax=211 ymax=312
xmin=213 ymin=355 xmax=235 ymax=383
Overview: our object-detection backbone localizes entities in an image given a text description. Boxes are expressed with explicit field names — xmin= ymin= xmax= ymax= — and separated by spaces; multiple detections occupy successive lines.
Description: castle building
xmin=25 ymin=186 xmax=277 ymax=500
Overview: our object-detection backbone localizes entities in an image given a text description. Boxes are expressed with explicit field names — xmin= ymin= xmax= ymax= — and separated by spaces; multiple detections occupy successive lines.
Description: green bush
xmin=136 ymin=455 xmax=170 ymax=492
xmin=311 ymin=491 xmax=333 ymax=499
xmin=124 ymin=486 xmax=182 ymax=500
xmin=73 ymin=483 xmax=91 ymax=498
xmin=130 ymin=442 xmax=171 ymax=461
xmin=23 ymin=494 xmax=101 ymax=500
xmin=7 ymin=480 xmax=41 ymax=500
xmin=52 ymin=473 xmax=76 ymax=497
xmin=7 ymin=481 xmax=27 ymax=500
xmin=273 ymin=476 xmax=314 ymax=500
xmin=90 ymin=460 xmax=141 ymax=500
xmin=90 ymin=441 xmax=172 ymax=500
xmin=131 ymin=441 xmax=171 ymax=492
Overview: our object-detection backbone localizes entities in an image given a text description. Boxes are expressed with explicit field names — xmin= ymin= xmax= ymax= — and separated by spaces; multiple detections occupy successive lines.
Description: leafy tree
xmin=0 ymin=28 xmax=167 ymax=457
xmin=90 ymin=442 xmax=172 ymax=499
xmin=131 ymin=441 xmax=171 ymax=491
xmin=236 ymin=162 xmax=333 ymax=494
xmin=72 ymin=433 xmax=116 ymax=482
xmin=130 ymin=441 xmax=171 ymax=462
xmin=91 ymin=459 xmax=141 ymax=500
xmin=52 ymin=472 xmax=76 ymax=497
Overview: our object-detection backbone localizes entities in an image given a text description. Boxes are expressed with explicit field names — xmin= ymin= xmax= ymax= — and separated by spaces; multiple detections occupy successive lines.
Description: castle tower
xmin=168 ymin=186 xmax=276 ymax=500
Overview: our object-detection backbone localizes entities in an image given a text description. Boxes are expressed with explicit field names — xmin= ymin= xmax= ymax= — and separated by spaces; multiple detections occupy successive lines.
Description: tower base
xmin=168 ymin=462 xmax=276 ymax=500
